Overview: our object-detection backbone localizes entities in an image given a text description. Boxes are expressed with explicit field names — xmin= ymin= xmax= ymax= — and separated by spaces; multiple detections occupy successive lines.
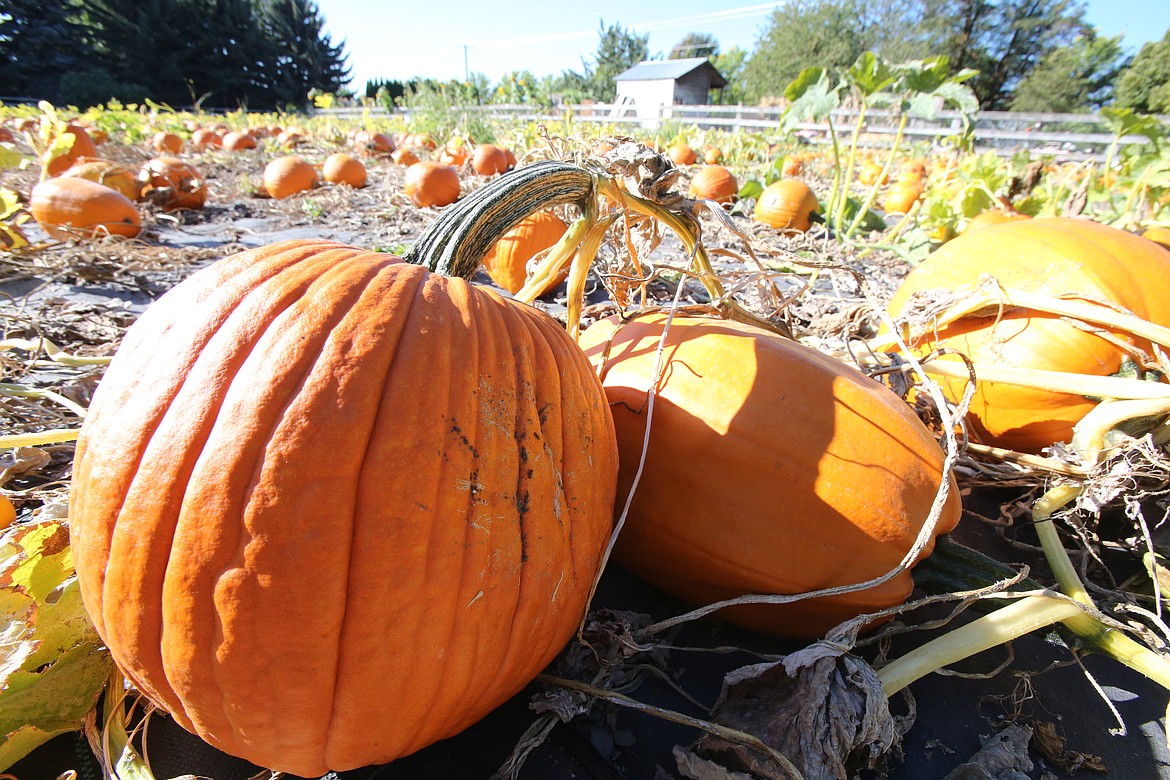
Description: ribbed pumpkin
xmin=69 ymin=237 xmax=618 ymax=776
xmin=404 ymin=161 xmax=460 ymax=208
xmin=962 ymin=208 xmax=1031 ymax=234
xmin=886 ymin=217 xmax=1170 ymax=453
xmin=482 ymin=209 xmax=569 ymax=295
xmin=322 ymin=153 xmax=367 ymax=188
xmin=579 ymin=312 xmax=960 ymax=638
xmin=59 ymin=159 xmax=140 ymax=201
xmin=263 ymin=155 xmax=318 ymax=199
xmin=1143 ymin=226 xmax=1170 ymax=251
xmin=30 ymin=177 xmax=141 ymax=239
xmin=138 ymin=157 xmax=207 ymax=210
xmin=754 ymin=179 xmax=819 ymax=232
xmin=46 ymin=124 xmax=98 ymax=177
xmin=688 ymin=164 xmax=738 ymax=204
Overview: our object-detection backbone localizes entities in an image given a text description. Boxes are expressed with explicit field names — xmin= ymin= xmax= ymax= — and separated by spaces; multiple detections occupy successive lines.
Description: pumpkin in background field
xmin=667 ymin=143 xmax=697 ymax=166
xmin=221 ymin=131 xmax=257 ymax=151
xmin=579 ymin=312 xmax=960 ymax=638
xmin=138 ymin=157 xmax=207 ymax=210
xmin=883 ymin=180 xmax=924 ymax=214
xmin=353 ymin=130 xmax=394 ymax=157
xmin=46 ymin=124 xmax=98 ymax=177
xmin=1139 ymin=225 xmax=1170 ymax=251
xmin=482 ymin=209 xmax=569 ymax=295
xmin=322 ymin=152 xmax=367 ymax=188
xmin=151 ymin=131 xmax=183 ymax=154
xmin=886 ymin=217 xmax=1170 ymax=453
xmin=31 ymin=177 xmax=141 ymax=239
xmin=404 ymin=161 xmax=460 ymax=208
xmin=60 ymin=159 xmax=140 ymax=201
xmin=391 ymin=147 xmax=419 ymax=167
xmin=263 ymin=155 xmax=318 ymax=199
xmin=470 ymin=144 xmax=509 ymax=176
xmin=754 ymin=178 xmax=819 ymax=232
xmin=190 ymin=128 xmax=223 ymax=150
xmin=688 ymin=164 xmax=738 ymax=204
xmin=68 ymin=238 xmax=618 ymax=776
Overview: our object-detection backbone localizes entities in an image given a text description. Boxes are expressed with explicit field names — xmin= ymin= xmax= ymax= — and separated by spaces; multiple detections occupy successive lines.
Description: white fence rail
xmin=319 ymin=103 xmax=1169 ymax=160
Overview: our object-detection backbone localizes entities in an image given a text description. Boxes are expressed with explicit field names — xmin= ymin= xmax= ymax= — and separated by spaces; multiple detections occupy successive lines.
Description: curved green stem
xmin=846 ymin=113 xmax=909 ymax=239
xmin=834 ymin=104 xmax=868 ymax=233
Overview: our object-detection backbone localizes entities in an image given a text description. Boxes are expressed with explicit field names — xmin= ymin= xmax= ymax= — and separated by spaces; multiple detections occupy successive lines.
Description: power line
xmin=467 ymin=2 xmax=783 ymax=48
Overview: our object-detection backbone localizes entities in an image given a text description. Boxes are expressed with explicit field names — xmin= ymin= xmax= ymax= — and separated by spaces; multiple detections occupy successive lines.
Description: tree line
xmin=0 ymin=0 xmax=349 ymax=110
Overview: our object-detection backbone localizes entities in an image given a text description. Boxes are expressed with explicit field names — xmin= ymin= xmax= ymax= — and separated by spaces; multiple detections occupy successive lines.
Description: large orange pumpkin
xmin=754 ymin=178 xmax=820 ymax=232
xmin=482 ymin=209 xmax=569 ymax=295
xmin=886 ymin=217 xmax=1170 ymax=452
xmin=322 ymin=152 xmax=367 ymax=188
xmin=30 ymin=177 xmax=141 ymax=239
xmin=138 ymin=157 xmax=207 ymax=210
xmin=69 ymin=238 xmax=618 ymax=776
xmin=579 ymin=312 xmax=960 ymax=638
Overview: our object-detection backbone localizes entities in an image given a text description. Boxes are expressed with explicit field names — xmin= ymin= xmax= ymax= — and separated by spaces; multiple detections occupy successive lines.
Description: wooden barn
xmin=612 ymin=58 xmax=728 ymax=119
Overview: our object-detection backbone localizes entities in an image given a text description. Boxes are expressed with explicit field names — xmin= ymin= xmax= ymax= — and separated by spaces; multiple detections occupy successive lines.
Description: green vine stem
xmin=845 ymin=113 xmax=909 ymax=239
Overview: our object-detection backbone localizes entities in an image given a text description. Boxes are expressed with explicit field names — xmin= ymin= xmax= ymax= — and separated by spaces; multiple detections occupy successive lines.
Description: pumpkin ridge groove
xmin=96 ymin=246 xmax=360 ymax=729
xmin=201 ymin=250 xmax=402 ymax=757
xmin=319 ymin=258 xmax=432 ymax=766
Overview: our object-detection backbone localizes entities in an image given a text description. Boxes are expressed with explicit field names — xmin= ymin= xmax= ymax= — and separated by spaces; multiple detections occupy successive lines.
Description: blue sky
xmin=312 ymin=0 xmax=1170 ymax=91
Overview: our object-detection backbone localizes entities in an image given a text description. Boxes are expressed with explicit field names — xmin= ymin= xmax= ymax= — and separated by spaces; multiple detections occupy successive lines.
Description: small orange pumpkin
xmin=322 ymin=153 xmax=367 ymax=188
xmin=353 ymin=130 xmax=394 ymax=157
xmin=754 ymin=179 xmax=819 ymax=232
xmin=263 ymin=155 xmax=318 ymax=200
xmin=151 ymin=131 xmax=183 ymax=154
xmin=886 ymin=217 xmax=1170 ymax=452
xmin=404 ymin=161 xmax=460 ymax=208
xmin=46 ymin=124 xmax=98 ymax=177
xmin=578 ymin=312 xmax=961 ymax=638
xmin=138 ymin=157 xmax=208 ymax=210
xmin=482 ymin=209 xmax=569 ymax=295
xmin=190 ymin=128 xmax=223 ymax=150
xmin=59 ymin=159 xmax=140 ymax=201
xmin=703 ymin=146 xmax=723 ymax=165
xmin=31 ymin=177 xmax=141 ymax=239
xmin=221 ymin=131 xmax=257 ymax=151
xmin=667 ymin=143 xmax=697 ymax=166
xmin=390 ymin=147 xmax=419 ymax=167
xmin=688 ymin=164 xmax=739 ymax=204
xmin=470 ymin=144 xmax=509 ymax=176
xmin=883 ymin=180 xmax=924 ymax=214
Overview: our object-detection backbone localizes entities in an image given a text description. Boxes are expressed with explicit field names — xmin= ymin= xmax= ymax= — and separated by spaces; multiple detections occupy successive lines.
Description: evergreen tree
xmin=0 ymin=0 xmax=113 ymax=103
xmin=256 ymin=0 xmax=349 ymax=109
xmin=587 ymin=20 xmax=649 ymax=102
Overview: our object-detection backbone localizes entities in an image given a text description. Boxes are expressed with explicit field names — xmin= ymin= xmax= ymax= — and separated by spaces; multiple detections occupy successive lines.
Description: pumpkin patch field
xmin=3 ymin=100 xmax=1170 ymax=780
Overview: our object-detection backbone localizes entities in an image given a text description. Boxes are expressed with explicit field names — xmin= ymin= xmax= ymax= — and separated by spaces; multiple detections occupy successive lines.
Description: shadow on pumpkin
xmin=580 ymin=313 xmax=958 ymax=640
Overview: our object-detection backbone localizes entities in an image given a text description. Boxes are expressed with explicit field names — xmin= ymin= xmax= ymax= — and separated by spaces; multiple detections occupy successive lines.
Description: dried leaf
xmin=1029 ymin=719 xmax=1106 ymax=774
xmin=0 ymin=518 xmax=112 ymax=770
xmin=675 ymin=745 xmax=759 ymax=780
xmin=0 ymin=447 xmax=53 ymax=487
xmin=941 ymin=724 xmax=1033 ymax=780
xmin=689 ymin=647 xmax=898 ymax=780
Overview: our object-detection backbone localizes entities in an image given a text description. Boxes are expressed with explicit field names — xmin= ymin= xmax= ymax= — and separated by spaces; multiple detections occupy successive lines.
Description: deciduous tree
xmin=1008 ymin=31 xmax=1126 ymax=112
xmin=1113 ymin=28 xmax=1170 ymax=114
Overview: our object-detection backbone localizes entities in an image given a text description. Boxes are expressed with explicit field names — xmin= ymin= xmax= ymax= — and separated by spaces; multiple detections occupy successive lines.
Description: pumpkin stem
xmin=403 ymin=160 xmax=594 ymax=281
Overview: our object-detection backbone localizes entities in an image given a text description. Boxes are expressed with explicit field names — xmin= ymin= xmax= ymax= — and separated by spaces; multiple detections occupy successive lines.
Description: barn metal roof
xmin=614 ymin=58 xmax=728 ymax=88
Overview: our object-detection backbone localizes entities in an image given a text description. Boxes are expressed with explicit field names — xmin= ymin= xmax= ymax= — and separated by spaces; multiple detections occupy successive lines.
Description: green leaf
xmin=781 ymin=67 xmax=841 ymax=132
xmin=847 ymin=52 xmax=897 ymax=97
xmin=738 ymin=178 xmax=764 ymax=202
xmin=0 ymin=519 xmax=112 ymax=771
xmin=0 ymin=146 xmax=22 ymax=171
xmin=840 ymin=196 xmax=886 ymax=233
